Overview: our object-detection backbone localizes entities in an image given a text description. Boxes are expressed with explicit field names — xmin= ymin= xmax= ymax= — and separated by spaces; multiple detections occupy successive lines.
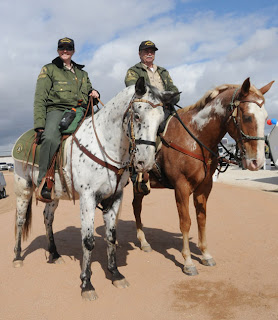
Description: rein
xmin=167 ymin=87 xmax=265 ymax=170
xmin=70 ymin=95 xmax=163 ymax=205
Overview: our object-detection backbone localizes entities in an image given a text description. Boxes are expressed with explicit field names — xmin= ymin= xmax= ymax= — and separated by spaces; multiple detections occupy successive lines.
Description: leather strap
xmin=160 ymin=134 xmax=212 ymax=165
xmin=72 ymin=135 xmax=125 ymax=175
xmin=135 ymin=139 xmax=156 ymax=147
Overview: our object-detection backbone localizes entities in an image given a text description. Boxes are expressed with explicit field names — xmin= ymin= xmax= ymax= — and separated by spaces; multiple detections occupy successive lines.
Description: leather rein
xmin=70 ymin=96 xmax=163 ymax=203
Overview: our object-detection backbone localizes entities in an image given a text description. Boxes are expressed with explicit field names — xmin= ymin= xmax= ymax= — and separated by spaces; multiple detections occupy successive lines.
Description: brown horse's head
xmin=227 ymin=78 xmax=274 ymax=170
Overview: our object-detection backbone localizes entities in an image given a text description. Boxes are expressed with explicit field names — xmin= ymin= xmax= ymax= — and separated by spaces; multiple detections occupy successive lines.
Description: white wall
xmin=0 ymin=156 xmax=13 ymax=164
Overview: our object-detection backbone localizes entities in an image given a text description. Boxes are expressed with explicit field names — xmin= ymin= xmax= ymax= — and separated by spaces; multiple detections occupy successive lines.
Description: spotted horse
xmin=12 ymin=77 xmax=179 ymax=300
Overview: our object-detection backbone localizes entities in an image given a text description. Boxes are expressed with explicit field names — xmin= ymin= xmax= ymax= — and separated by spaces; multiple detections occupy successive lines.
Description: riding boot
xmin=133 ymin=172 xmax=151 ymax=195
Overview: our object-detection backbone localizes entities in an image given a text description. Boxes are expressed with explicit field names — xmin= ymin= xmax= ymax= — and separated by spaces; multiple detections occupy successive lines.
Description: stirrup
xmin=35 ymin=177 xmax=55 ymax=203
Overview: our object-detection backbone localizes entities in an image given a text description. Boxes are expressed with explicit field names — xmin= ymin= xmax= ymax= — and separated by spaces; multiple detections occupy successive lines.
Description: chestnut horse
xmin=132 ymin=77 xmax=274 ymax=276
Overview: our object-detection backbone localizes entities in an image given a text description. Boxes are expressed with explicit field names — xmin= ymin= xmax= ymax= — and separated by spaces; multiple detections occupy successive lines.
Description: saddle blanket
xmin=12 ymin=129 xmax=68 ymax=168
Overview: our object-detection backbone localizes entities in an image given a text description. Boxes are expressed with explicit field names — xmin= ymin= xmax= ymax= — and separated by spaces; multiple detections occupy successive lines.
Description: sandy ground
xmin=0 ymin=167 xmax=277 ymax=320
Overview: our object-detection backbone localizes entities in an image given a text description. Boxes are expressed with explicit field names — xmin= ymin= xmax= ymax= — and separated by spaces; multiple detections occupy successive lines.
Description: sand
xmin=0 ymin=168 xmax=277 ymax=320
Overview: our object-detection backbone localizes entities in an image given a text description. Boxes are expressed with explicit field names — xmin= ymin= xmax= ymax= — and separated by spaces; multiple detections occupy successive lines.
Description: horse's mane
xmin=180 ymin=83 xmax=262 ymax=113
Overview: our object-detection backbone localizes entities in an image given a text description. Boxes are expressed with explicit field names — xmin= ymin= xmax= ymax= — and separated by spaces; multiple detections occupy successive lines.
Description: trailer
xmin=0 ymin=172 xmax=7 ymax=199
xmin=268 ymin=124 xmax=278 ymax=168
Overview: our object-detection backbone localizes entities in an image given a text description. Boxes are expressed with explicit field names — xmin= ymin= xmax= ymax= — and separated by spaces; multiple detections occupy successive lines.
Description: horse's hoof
xmin=53 ymin=257 xmax=65 ymax=264
xmin=202 ymin=258 xmax=216 ymax=267
xmin=141 ymin=244 xmax=152 ymax=252
xmin=13 ymin=260 xmax=23 ymax=268
xmin=82 ymin=290 xmax=98 ymax=301
xmin=183 ymin=265 xmax=199 ymax=276
xmin=113 ymin=278 xmax=130 ymax=289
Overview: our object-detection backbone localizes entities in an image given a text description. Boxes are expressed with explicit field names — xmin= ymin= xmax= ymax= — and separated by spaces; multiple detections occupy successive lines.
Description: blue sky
xmin=0 ymin=0 xmax=278 ymax=155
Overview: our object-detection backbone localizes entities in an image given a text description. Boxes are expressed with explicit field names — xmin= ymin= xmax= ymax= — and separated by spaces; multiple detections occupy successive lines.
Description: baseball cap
xmin=58 ymin=37 xmax=75 ymax=49
xmin=139 ymin=40 xmax=158 ymax=51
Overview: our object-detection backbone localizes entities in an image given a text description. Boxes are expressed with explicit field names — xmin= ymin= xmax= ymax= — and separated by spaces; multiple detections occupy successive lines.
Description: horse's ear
xmin=259 ymin=80 xmax=275 ymax=95
xmin=239 ymin=77 xmax=251 ymax=98
xmin=135 ymin=77 xmax=147 ymax=96
xmin=161 ymin=91 xmax=181 ymax=106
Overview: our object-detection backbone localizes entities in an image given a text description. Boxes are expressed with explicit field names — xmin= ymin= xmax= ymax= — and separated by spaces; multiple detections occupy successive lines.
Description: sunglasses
xmin=58 ymin=46 xmax=74 ymax=51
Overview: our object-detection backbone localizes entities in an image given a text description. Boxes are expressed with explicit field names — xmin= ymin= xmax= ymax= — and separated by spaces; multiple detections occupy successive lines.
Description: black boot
xmin=41 ymin=183 xmax=52 ymax=200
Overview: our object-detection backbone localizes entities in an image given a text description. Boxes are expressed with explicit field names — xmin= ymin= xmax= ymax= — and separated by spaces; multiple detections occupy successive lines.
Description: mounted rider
xmin=34 ymin=37 xmax=100 ymax=201
xmin=125 ymin=40 xmax=180 ymax=103
xmin=125 ymin=40 xmax=180 ymax=194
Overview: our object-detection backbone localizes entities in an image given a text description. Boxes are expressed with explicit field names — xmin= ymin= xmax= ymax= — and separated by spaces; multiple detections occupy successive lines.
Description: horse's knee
xmin=16 ymin=217 xmax=26 ymax=227
xmin=107 ymin=228 xmax=116 ymax=244
xmin=83 ymin=234 xmax=95 ymax=251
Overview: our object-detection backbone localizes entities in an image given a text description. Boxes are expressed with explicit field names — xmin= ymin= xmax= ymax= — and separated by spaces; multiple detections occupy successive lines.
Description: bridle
xmin=70 ymin=95 xmax=163 ymax=204
xmin=124 ymin=98 xmax=164 ymax=155
xmin=229 ymin=88 xmax=265 ymax=160
xmin=161 ymin=86 xmax=266 ymax=174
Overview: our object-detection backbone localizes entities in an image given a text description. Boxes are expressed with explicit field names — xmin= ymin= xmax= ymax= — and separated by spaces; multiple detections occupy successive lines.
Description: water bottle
xmin=59 ymin=108 xmax=76 ymax=131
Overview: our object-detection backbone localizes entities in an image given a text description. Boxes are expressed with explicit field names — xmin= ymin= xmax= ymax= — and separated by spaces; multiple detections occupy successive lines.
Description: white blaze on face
xmin=247 ymin=101 xmax=267 ymax=165
xmin=190 ymin=99 xmax=225 ymax=131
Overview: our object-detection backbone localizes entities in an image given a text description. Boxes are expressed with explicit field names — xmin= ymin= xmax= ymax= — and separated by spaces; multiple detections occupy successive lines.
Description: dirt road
xmin=0 ymin=171 xmax=277 ymax=320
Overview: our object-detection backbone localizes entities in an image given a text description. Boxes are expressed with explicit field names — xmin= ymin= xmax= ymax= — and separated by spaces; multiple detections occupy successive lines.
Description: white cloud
xmin=0 ymin=0 xmax=278 ymax=154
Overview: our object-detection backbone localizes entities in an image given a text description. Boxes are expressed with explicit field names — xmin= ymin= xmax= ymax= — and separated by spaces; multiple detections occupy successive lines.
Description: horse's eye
xmin=242 ymin=115 xmax=252 ymax=123
xmin=134 ymin=113 xmax=140 ymax=122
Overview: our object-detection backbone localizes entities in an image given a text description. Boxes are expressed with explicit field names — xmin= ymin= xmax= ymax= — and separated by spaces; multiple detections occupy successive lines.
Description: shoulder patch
xmin=126 ymin=70 xmax=138 ymax=82
xmin=38 ymin=66 xmax=47 ymax=79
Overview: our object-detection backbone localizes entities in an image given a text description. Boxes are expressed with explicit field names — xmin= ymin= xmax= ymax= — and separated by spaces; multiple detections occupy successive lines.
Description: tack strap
xmin=159 ymin=134 xmax=212 ymax=165
xmin=72 ymin=135 xmax=126 ymax=175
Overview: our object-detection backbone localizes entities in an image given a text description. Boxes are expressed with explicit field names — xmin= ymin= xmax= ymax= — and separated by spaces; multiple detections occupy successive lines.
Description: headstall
xmin=229 ymin=88 xmax=265 ymax=160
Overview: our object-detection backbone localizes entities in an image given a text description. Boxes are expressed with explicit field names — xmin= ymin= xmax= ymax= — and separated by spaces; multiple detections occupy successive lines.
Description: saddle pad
xmin=12 ymin=129 xmax=68 ymax=167
xmin=156 ymin=115 xmax=174 ymax=152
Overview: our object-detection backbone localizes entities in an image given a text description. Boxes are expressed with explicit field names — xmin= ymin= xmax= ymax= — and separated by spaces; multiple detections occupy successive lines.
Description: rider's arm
xmin=34 ymin=65 xmax=52 ymax=131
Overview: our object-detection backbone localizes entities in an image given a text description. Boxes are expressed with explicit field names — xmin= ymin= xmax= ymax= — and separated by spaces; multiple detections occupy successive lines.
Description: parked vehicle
xmin=7 ymin=163 xmax=14 ymax=171
xmin=0 ymin=162 xmax=8 ymax=171
xmin=0 ymin=172 xmax=6 ymax=199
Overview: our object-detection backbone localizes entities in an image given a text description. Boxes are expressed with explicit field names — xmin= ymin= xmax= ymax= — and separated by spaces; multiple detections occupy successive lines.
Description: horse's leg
xmin=79 ymin=194 xmax=98 ymax=301
xmin=193 ymin=189 xmax=216 ymax=267
xmin=132 ymin=190 xmax=152 ymax=252
xmin=43 ymin=199 xmax=64 ymax=264
xmin=175 ymin=182 xmax=198 ymax=276
xmin=13 ymin=194 xmax=33 ymax=268
xmin=103 ymin=194 xmax=130 ymax=288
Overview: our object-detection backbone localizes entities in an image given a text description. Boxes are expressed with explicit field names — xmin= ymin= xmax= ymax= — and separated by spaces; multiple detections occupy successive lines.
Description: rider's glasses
xmin=58 ymin=46 xmax=74 ymax=51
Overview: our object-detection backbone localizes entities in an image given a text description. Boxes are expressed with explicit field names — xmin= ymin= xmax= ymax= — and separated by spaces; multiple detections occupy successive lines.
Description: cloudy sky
xmin=1 ymin=0 xmax=278 ymax=155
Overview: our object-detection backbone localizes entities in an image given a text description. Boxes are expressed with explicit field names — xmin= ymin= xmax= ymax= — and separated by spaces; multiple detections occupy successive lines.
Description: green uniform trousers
xmin=37 ymin=110 xmax=64 ymax=186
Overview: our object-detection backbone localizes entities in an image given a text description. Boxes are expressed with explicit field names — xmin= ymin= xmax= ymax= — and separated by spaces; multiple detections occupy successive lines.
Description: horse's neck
xmin=188 ymin=99 xmax=229 ymax=147
xmin=78 ymin=93 xmax=131 ymax=163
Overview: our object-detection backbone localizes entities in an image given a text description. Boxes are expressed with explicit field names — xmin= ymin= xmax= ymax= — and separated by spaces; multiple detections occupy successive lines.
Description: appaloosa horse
xmin=132 ymin=77 xmax=274 ymax=275
xmin=12 ymin=77 xmax=179 ymax=300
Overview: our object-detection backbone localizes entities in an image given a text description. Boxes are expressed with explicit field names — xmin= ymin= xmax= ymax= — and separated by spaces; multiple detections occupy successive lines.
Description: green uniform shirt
xmin=124 ymin=62 xmax=180 ymax=104
xmin=34 ymin=57 xmax=95 ymax=130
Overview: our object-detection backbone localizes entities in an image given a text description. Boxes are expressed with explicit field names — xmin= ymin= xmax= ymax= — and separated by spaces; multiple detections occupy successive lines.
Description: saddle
xmin=12 ymin=129 xmax=70 ymax=203
xmin=34 ymin=134 xmax=70 ymax=203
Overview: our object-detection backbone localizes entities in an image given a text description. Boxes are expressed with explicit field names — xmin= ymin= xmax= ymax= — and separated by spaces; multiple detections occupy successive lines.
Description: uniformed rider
xmin=125 ymin=40 xmax=180 ymax=194
xmin=34 ymin=37 xmax=99 ymax=200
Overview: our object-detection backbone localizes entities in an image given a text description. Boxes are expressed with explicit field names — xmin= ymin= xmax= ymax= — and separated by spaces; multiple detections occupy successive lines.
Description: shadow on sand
xmin=20 ymin=220 xmax=201 ymax=278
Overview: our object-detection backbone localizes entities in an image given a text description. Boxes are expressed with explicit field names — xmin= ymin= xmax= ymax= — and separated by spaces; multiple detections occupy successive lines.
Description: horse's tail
xmin=15 ymin=195 xmax=33 ymax=241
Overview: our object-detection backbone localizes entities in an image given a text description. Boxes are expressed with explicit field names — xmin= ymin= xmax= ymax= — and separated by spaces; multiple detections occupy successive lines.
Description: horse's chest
xmin=73 ymin=166 xmax=128 ymax=199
